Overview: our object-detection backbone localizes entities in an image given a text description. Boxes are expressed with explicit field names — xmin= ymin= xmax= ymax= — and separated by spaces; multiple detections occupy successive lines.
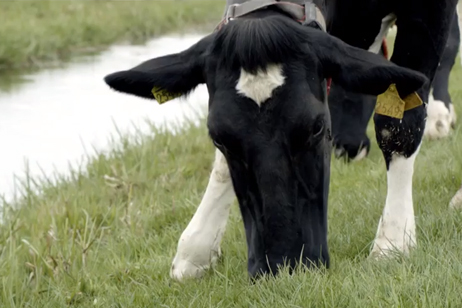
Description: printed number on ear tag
xmin=151 ymin=86 xmax=182 ymax=104
xmin=375 ymin=84 xmax=423 ymax=119
xmin=375 ymin=84 xmax=405 ymax=119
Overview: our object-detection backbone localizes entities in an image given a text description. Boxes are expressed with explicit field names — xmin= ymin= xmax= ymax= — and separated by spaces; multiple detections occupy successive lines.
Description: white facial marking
xmin=424 ymin=92 xmax=452 ymax=140
xmin=236 ymin=64 xmax=285 ymax=106
xmin=370 ymin=145 xmax=420 ymax=258
xmin=171 ymin=149 xmax=235 ymax=281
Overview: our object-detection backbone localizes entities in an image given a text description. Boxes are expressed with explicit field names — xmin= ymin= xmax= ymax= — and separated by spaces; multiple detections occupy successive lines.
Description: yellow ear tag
xmin=403 ymin=91 xmax=423 ymax=111
xmin=375 ymin=84 xmax=423 ymax=119
xmin=151 ymin=86 xmax=182 ymax=104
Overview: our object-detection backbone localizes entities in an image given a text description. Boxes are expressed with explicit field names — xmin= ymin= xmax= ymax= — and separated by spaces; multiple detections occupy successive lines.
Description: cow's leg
xmin=449 ymin=184 xmax=462 ymax=209
xmin=170 ymin=149 xmax=235 ymax=281
xmin=424 ymin=10 xmax=461 ymax=139
xmin=459 ymin=3 xmax=462 ymax=67
xmin=370 ymin=0 xmax=457 ymax=258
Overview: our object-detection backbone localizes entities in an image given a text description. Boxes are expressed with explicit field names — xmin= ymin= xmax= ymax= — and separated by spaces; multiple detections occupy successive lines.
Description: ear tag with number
xmin=151 ymin=86 xmax=182 ymax=104
xmin=375 ymin=84 xmax=423 ymax=119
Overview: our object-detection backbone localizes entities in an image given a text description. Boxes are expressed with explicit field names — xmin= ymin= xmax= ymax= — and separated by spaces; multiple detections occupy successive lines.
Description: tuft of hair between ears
xmin=212 ymin=12 xmax=309 ymax=74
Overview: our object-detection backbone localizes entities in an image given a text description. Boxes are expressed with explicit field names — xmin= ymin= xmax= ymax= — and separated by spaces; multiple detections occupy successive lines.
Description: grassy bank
xmin=1 ymin=40 xmax=462 ymax=308
xmin=0 ymin=1 xmax=224 ymax=70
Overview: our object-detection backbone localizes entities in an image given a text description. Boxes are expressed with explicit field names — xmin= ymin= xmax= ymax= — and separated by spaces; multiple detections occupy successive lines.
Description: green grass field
xmin=0 ymin=0 xmax=224 ymax=71
xmin=1 ymin=21 xmax=462 ymax=308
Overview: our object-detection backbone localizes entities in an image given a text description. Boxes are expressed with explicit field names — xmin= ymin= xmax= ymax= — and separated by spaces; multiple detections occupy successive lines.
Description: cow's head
xmin=104 ymin=11 xmax=427 ymax=278
xmin=328 ymin=46 xmax=388 ymax=162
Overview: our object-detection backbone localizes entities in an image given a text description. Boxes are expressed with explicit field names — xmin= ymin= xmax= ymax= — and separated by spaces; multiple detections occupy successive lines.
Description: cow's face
xmin=103 ymin=13 xmax=427 ymax=279
xmin=329 ymin=83 xmax=376 ymax=161
xmin=328 ymin=48 xmax=387 ymax=162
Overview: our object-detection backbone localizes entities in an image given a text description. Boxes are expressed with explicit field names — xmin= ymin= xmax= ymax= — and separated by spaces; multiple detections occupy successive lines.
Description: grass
xmin=0 ymin=0 xmax=225 ymax=71
xmin=1 ymin=41 xmax=462 ymax=308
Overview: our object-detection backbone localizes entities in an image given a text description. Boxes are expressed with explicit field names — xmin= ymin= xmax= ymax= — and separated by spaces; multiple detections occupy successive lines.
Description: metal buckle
xmin=225 ymin=4 xmax=239 ymax=24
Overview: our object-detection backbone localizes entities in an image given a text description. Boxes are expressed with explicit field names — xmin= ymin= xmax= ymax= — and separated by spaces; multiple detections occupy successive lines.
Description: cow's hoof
xmin=170 ymin=244 xmax=221 ymax=282
xmin=424 ymin=96 xmax=452 ymax=140
xmin=370 ymin=238 xmax=415 ymax=260
xmin=170 ymin=259 xmax=207 ymax=281
xmin=449 ymin=187 xmax=462 ymax=210
xmin=369 ymin=216 xmax=416 ymax=259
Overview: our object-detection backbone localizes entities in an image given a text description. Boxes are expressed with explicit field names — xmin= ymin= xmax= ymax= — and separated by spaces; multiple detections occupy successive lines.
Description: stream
xmin=0 ymin=34 xmax=209 ymax=205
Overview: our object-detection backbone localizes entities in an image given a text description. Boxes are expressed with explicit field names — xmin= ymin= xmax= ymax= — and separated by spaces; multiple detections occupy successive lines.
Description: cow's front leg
xmin=370 ymin=106 xmax=425 ymax=258
xmin=424 ymin=9 xmax=461 ymax=139
xmin=370 ymin=0 xmax=458 ymax=258
xmin=170 ymin=149 xmax=235 ymax=281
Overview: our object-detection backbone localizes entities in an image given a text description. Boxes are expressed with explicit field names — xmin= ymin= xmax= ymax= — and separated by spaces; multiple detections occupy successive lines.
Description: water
xmin=0 ymin=34 xmax=209 ymax=205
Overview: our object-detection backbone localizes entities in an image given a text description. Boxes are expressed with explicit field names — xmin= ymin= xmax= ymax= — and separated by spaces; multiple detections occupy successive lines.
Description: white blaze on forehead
xmin=235 ymin=64 xmax=285 ymax=106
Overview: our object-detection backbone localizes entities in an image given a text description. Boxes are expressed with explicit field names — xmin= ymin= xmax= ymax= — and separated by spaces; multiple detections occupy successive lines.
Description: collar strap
xmin=216 ymin=0 xmax=326 ymax=32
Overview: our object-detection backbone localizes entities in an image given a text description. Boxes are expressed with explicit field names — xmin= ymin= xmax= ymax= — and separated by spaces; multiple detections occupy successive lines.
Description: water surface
xmin=0 ymin=34 xmax=209 ymax=204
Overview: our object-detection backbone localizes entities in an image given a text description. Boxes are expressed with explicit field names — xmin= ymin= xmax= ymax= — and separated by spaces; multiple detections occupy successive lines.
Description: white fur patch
xmin=449 ymin=103 xmax=457 ymax=127
xmin=170 ymin=149 xmax=235 ymax=281
xmin=370 ymin=145 xmax=420 ymax=258
xmin=450 ymin=184 xmax=462 ymax=209
xmin=424 ymin=93 xmax=452 ymax=140
xmin=235 ymin=64 xmax=285 ymax=106
xmin=352 ymin=147 xmax=368 ymax=162
xmin=368 ymin=13 xmax=396 ymax=54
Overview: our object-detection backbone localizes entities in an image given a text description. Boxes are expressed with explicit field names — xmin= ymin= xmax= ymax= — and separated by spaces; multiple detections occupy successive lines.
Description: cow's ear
xmin=104 ymin=33 xmax=215 ymax=102
xmin=306 ymin=29 xmax=428 ymax=97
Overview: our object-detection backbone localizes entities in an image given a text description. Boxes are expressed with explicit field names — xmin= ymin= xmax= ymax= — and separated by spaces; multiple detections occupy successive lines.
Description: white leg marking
xmin=170 ymin=149 xmax=235 ymax=281
xmin=424 ymin=92 xmax=452 ymax=140
xmin=235 ymin=64 xmax=285 ymax=106
xmin=449 ymin=103 xmax=457 ymax=128
xmin=449 ymin=183 xmax=462 ymax=209
xmin=370 ymin=145 xmax=420 ymax=258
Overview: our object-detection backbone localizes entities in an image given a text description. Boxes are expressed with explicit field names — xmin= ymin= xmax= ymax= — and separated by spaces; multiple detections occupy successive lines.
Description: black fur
xmin=104 ymin=34 xmax=215 ymax=100
xmin=212 ymin=11 xmax=308 ymax=74
xmin=103 ymin=0 xmax=457 ymax=279
xmin=328 ymin=3 xmax=460 ymax=162
xmin=433 ymin=10 xmax=460 ymax=109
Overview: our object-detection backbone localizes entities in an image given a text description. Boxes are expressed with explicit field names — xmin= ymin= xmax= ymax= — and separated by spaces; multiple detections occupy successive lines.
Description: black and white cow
xmin=425 ymin=8 xmax=461 ymax=139
xmin=332 ymin=8 xmax=461 ymax=161
xmin=104 ymin=0 xmax=458 ymax=280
